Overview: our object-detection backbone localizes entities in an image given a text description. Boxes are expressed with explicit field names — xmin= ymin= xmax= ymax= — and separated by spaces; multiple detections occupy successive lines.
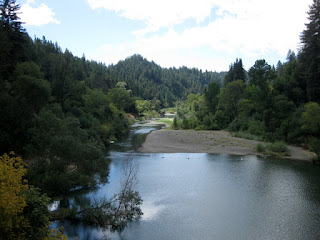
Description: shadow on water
xmin=54 ymin=124 xmax=320 ymax=240
xmin=51 ymin=122 xmax=164 ymax=238
xmin=109 ymin=123 xmax=164 ymax=152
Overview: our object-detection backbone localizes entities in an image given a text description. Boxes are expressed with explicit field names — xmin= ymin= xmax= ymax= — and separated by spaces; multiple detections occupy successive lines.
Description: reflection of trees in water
xmin=131 ymin=125 xmax=164 ymax=151
xmin=54 ymin=157 xmax=142 ymax=239
xmin=131 ymin=132 xmax=149 ymax=150
xmin=110 ymin=124 xmax=162 ymax=152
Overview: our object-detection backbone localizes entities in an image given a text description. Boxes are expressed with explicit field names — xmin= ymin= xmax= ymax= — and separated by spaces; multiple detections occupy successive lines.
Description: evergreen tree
xmin=0 ymin=0 xmax=26 ymax=81
xmin=223 ymin=58 xmax=246 ymax=86
xmin=300 ymin=0 xmax=320 ymax=103
xmin=204 ymin=82 xmax=220 ymax=114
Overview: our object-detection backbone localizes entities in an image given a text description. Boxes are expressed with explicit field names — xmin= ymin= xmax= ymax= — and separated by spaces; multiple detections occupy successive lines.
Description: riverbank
xmin=138 ymin=130 xmax=314 ymax=161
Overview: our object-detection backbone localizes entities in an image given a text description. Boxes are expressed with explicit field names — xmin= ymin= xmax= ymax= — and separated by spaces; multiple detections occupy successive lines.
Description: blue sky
xmin=19 ymin=0 xmax=312 ymax=72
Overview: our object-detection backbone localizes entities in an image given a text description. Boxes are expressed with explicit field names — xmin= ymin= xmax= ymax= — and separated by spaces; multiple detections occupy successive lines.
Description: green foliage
xmin=247 ymin=120 xmax=265 ymax=136
xmin=302 ymin=102 xmax=320 ymax=135
xmin=233 ymin=131 xmax=262 ymax=141
xmin=25 ymin=106 xmax=111 ymax=195
xmin=23 ymin=186 xmax=51 ymax=240
xmin=0 ymin=153 xmax=69 ymax=240
xmin=223 ymin=58 xmax=246 ymax=86
xmin=248 ymin=60 xmax=276 ymax=90
xmin=45 ymin=227 xmax=71 ymax=240
xmin=309 ymin=137 xmax=320 ymax=158
xmin=156 ymin=118 xmax=173 ymax=127
xmin=108 ymin=54 xmax=225 ymax=107
xmin=78 ymin=189 xmax=142 ymax=231
xmin=204 ymin=82 xmax=220 ymax=114
xmin=0 ymin=22 xmax=137 ymax=197
xmin=0 ymin=152 xmax=28 ymax=239
xmin=174 ymin=93 xmax=207 ymax=129
xmin=255 ymin=143 xmax=265 ymax=152
xmin=300 ymin=0 xmax=320 ymax=102
xmin=218 ymin=80 xmax=246 ymax=124
xmin=107 ymin=88 xmax=136 ymax=113
xmin=202 ymin=114 xmax=218 ymax=130
xmin=213 ymin=110 xmax=229 ymax=129
xmin=0 ymin=61 xmax=51 ymax=153
xmin=173 ymin=116 xmax=178 ymax=129
xmin=274 ymin=51 xmax=306 ymax=106
xmin=194 ymin=125 xmax=208 ymax=131
xmin=266 ymin=142 xmax=289 ymax=154
xmin=136 ymin=99 xmax=161 ymax=118
xmin=1 ymin=0 xmax=320 ymax=211
xmin=255 ymin=142 xmax=289 ymax=157
xmin=0 ymin=0 xmax=27 ymax=81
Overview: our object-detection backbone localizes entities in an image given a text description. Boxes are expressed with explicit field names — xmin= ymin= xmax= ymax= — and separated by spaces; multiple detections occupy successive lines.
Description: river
xmin=53 ymin=122 xmax=320 ymax=240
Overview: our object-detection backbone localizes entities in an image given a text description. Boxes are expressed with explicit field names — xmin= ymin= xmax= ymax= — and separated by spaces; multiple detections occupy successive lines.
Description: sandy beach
xmin=138 ymin=129 xmax=314 ymax=161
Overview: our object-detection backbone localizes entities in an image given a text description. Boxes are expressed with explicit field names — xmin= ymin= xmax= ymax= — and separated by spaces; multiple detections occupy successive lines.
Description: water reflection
xmin=48 ymin=201 xmax=60 ymax=212
xmin=110 ymin=122 xmax=164 ymax=152
xmin=56 ymin=123 xmax=320 ymax=240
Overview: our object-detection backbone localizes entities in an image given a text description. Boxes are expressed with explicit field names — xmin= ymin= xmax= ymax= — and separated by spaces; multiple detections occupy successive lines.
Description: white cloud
xmin=20 ymin=2 xmax=60 ymax=26
xmin=87 ymin=0 xmax=215 ymax=34
xmin=87 ymin=0 xmax=313 ymax=71
xmin=89 ymin=42 xmax=231 ymax=71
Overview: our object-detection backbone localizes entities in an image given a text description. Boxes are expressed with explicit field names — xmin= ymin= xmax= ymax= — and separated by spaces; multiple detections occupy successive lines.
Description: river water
xmin=55 ymin=123 xmax=320 ymax=240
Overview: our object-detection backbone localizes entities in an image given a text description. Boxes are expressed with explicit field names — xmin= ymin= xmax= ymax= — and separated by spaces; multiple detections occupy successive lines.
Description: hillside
xmin=108 ymin=54 xmax=226 ymax=107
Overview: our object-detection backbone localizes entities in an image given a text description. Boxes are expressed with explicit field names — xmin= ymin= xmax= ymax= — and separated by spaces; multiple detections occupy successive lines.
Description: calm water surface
xmin=56 ymin=123 xmax=320 ymax=240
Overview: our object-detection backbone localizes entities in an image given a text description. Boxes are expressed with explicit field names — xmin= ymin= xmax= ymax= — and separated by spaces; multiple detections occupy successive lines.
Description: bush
xmin=173 ymin=117 xmax=178 ymax=129
xmin=254 ymin=142 xmax=289 ymax=157
xmin=137 ymin=117 xmax=145 ymax=121
xmin=228 ymin=118 xmax=242 ymax=132
xmin=182 ymin=119 xmax=190 ymax=129
xmin=247 ymin=120 xmax=265 ymax=136
xmin=266 ymin=142 xmax=288 ymax=154
xmin=195 ymin=125 xmax=207 ymax=130
xmin=156 ymin=118 xmax=173 ymax=126
xmin=255 ymin=143 xmax=265 ymax=152
xmin=213 ymin=110 xmax=230 ymax=129
xmin=309 ymin=137 xmax=320 ymax=157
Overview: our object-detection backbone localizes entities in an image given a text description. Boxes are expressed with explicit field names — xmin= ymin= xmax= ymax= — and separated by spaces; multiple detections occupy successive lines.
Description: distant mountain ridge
xmin=108 ymin=54 xmax=226 ymax=107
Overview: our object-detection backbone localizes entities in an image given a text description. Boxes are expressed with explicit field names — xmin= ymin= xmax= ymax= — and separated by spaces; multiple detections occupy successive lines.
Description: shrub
xmin=309 ymin=137 xmax=320 ymax=157
xmin=266 ymin=142 xmax=288 ymax=154
xmin=255 ymin=143 xmax=265 ymax=152
xmin=228 ymin=118 xmax=242 ymax=132
xmin=195 ymin=125 xmax=207 ymax=130
xmin=247 ymin=120 xmax=264 ymax=136
xmin=254 ymin=142 xmax=289 ymax=157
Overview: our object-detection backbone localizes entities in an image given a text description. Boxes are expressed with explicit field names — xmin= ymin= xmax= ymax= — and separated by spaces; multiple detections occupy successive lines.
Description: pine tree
xmin=0 ymin=0 xmax=26 ymax=81
xmin=223 ymin=58 xmax=246 ymax=87
xmin=0 ymin=0 xmax=23 ymax=30
xmin=300 ymin=0 xmax=320 ymax=103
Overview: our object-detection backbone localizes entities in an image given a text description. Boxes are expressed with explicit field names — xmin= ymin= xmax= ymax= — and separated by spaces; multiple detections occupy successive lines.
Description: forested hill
xmin=108 ymin=54 xmax=226 ymax=107
xmin=0 ymin=0 xmax=226 ymax=197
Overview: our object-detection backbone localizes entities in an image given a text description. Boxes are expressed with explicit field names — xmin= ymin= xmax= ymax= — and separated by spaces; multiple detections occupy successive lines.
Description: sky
xmin=19 ymin=0 xmax=313 ymax=72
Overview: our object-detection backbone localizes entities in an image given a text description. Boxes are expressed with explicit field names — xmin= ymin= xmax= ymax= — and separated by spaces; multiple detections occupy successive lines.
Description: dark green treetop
xmin=300 ymin=0 xmax=320 ymax=103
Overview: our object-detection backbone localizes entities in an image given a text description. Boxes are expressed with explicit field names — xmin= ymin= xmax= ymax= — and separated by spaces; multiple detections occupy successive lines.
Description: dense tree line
xmin=0 ymin=0 xmax=225 ymax=235
xmin=2 ymin=0 xmax=320 ymax=238
xmin=0 ymin=1 xmax=142 ymax=238
xmin=174 ymin=0 xmax=320 ymax=159
xmin=0 ymin=5 xmax=224 ymax=195
xmin=108 ymin=54 xmax=226 ymax=107
xmin=223 ymin=58 xmax=246 ymax=86
xmin=0 ymin=0 xmax=137 ymax=196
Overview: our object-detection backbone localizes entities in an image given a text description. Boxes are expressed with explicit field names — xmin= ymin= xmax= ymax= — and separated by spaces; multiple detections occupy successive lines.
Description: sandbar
xmin=138 ymin=129 xmax=313 ymax=161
